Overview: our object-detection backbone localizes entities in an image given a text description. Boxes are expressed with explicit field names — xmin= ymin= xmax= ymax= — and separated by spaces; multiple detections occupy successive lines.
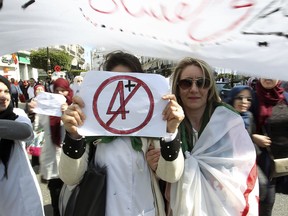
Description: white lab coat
xmin=0 ymin=108 xmax=44 ymax=216
xmin=39 ymin=114 xmax=64 ymax=180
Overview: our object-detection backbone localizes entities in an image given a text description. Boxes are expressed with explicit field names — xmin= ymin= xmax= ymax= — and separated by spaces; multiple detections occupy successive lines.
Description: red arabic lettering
xmin=88 ymin=0 xmax=255 ymax=42
xmin=188 ymin=0 xmax=255 ymax=42
xmin=89 ymin=0 xmax=118 ymax=14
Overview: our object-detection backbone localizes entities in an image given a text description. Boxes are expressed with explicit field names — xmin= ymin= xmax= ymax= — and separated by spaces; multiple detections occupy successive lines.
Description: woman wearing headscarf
xmin=37 ymin=78 xmax=73 ymax=216
xmin=226 ymin=85 xmax=254 ymax=134
xmin=0 ymin=75 xmax=44 ymax=216
xmin=70 ymin=75 xmax=83 ymax=95
xmin=253 ymin=78 xmax=288 ymax=216
xmin=227 ymin=85 xmax=268 ymax=203
xmin=26 ymin=84 xmax=46 ymax=169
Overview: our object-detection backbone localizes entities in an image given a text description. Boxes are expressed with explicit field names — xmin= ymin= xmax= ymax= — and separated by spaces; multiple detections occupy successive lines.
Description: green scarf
xmin=181 ymin=102 xmax=229 ymax=153
xmin=85 ymin=136 xmax=143 ymax=152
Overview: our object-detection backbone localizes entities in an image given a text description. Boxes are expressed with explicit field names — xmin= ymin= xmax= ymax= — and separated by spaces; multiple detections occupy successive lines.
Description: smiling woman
xmin=0 ymin=75 xmax=44 ymax=216
xmin=164 ymin=57 xmax=259 ymax=216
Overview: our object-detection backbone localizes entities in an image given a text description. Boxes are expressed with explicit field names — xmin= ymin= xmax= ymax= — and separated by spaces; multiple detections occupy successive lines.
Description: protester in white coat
xmin=0 ymin=75 xmax=44 ymax=216
xmin=39 ymin=78 xmax=73 ymax=216
xmin=59 ymin=51 xmax=185 ymax=216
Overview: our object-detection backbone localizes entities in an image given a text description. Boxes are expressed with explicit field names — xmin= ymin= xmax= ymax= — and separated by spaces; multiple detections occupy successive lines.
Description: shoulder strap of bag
xmin=63 ymin=141 xmax=97 ymax=216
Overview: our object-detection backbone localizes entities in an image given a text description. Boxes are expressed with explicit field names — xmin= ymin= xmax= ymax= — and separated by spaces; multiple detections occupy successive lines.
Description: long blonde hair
xmin=171 ymin=57 xmax=220 ymax=108
xmin=171 ymin=57 xmax=221 ymax=150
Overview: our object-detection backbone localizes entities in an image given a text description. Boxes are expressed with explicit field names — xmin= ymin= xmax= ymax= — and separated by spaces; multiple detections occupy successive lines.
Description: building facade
xmin=51 ymin=44 xmax=85 ymax=70
xmin=0 ymin=44 xmax=86 ymax=81
xmin=0 ymin=51 xmax=38 ymax=81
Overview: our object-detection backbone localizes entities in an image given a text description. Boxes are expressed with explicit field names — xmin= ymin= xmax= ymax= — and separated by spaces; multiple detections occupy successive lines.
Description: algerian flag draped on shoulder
xmin=170 ymin=106 xmax=258 ymax=216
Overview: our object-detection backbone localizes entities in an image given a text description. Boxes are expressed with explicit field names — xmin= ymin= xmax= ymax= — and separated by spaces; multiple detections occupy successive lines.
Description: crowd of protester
xmin=1 ymin=51 xmax=288 ymax=216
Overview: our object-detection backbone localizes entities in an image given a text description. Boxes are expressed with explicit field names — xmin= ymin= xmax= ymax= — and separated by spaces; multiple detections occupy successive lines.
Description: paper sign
xmin=77 ymin=71 xmax=170 ymax=137
xmin=33 ymin=92 xmax=66 ymax=117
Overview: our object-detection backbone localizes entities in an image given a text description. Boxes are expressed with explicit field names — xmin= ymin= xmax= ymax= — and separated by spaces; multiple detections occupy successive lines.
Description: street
xmin=273 ymin=193 xmax=288 ymax=216
xmin=37 ymin=173 xmax=288 ymax=216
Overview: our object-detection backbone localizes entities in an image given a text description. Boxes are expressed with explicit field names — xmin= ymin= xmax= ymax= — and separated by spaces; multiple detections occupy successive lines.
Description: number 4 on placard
xmin=107 ymin=81 xmax=129 ymax=119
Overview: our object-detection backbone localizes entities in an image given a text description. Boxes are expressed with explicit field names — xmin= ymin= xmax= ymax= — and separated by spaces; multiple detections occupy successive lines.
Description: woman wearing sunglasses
xmin=155 ymin=57 xmax=259 ymax=215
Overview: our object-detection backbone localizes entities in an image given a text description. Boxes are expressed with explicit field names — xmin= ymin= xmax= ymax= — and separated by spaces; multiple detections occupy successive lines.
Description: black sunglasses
xmin=234 ymin=96 xmax=252 ymax=102
xmin=178 ymin=78 xmax=210 ymax=90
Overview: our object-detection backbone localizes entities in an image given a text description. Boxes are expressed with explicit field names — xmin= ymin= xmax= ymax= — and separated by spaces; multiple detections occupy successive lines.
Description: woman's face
xmin=0 ymin=82 xmax=11 ymax=112
xmin=260 ymin=79 xmax=278 ymax=89
xmin=54 ymin=87 xmax=69 ymax=96
xmin=35 ymin=86 xmax=45 ymax=96
xmin=233 ymin=89 xmax=252 ymax=113
xmin=178 ymin=65 xmax=209 ymax=112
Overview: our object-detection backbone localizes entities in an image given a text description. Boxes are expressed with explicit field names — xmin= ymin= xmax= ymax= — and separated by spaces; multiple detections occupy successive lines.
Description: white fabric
xmin=59 ymin=135 xmax=183 ymax=216
xmin=0 ymin=108 xmax=44 ymax=216
xmin=95 ymin=137 xmax=155 ymax=216
xmin=170 ymin=106 xmax=259 ymax=216
xmin=39 ymin=114 xmax=64 ymax=180
xmin=0 ymin=1 xmax=288 ymax=79
xmin=33 ymin=92 xmax=66 ymax=117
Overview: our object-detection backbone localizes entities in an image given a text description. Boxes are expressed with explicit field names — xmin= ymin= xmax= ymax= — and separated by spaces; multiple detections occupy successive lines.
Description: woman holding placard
xmin=59 ymin=51 xmax=185 ymax=216
xmin=29 ymin=78 xmax=73 ymax=216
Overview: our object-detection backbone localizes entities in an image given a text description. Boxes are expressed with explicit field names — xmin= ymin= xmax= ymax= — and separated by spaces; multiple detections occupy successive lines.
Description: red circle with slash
xmin=93 ymin=75 xmax=154 ymax=134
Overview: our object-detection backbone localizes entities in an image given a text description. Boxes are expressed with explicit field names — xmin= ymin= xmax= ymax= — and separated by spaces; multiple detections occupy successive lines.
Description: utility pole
xmin=47 ymin=47 xmax=52 ymax=77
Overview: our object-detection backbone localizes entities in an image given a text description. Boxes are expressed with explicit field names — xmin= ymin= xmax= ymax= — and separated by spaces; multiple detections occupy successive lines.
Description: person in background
xmin=29 ymin=78 xmax=73 ymax=216
xmin=44 ymin=77 xmax=52 ymax=93
xmin=59 ymin=51 xmax=185 ymax=216
xmin=282 ymin=81 xmax=288 ymax=102
xmin=0 ymin=75 xmax=44 ymax=216
xmin=20 ymin=80 xmax=29 ymax=101
xmin=29 ymin=84 xmax=46 ymax=170
xmin=10 ymin=78 xmax=22 ymax=108
xmin=253 ymin=78 xmax=288 ymax=216
xmin=247 ymin=77 xmax=258 ymax=92
xmin=27 ymin=77 xmax=36 ymax=99
xmin=41 ymin=78 xmax=73 ymax=216
xmin=226 ymin=85 xmax=254 ymax=134
xmin=147 ymin=57 xmax=258 ymax=215
xmin=226 ymin=85 xmax=268 ymax=202
xmin=246 ymin=77 xmax=259 ymax=125
xmin=70 ymin=75 xmax=83 ymax=95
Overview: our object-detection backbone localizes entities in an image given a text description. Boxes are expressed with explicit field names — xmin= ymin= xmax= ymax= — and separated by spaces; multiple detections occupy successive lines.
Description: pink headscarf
xmin=256 ymin=81 xmax=285 ymax=132
xmin=50 ymin=78 xmax=74 ymax=146
xmin=34 ymin=84 xmax=45 ymax=95
xmin=52 ymin=78 xmax=73 ymax=105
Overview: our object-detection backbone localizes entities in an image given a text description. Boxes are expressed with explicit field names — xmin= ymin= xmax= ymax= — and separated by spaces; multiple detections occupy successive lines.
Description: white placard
xmin=77 ymin=71 xmax=170 ymax=137
xmin=33 ymin=92 xmax=66 ymax=117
